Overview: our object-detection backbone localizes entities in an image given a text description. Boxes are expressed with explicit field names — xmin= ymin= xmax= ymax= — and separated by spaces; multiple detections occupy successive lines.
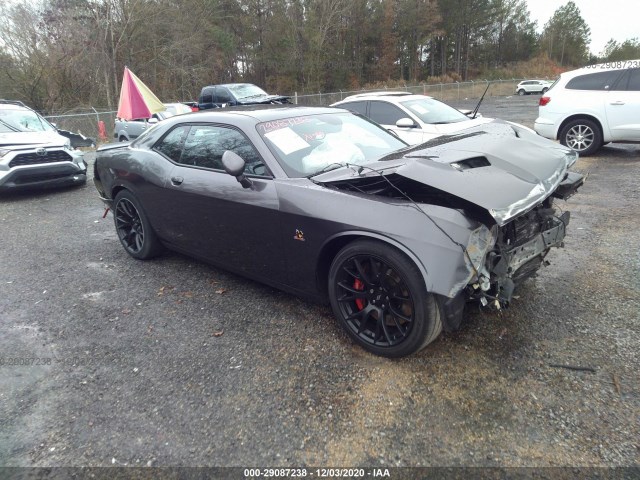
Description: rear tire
xmin=328 ymin=239 xmax=442 ymax=357
xmin=541 ymin=87 xmax=548 ymax=94
xmin=559 ymin=118 xmax=602 ymax=156
xmin=113 ymin=190 xmax=164 ymax=260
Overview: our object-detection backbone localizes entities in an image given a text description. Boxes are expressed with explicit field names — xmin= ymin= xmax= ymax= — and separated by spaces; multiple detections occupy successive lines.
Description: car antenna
xmin=471 ymin=82 xmax=491 ymax=119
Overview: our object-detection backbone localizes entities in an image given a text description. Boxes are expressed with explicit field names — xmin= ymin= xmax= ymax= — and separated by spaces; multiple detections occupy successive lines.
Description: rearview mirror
xmin=222 ymin=150 xmax=252 ymax=188
xmin=396 ymin=118 xmax=417 ymax=128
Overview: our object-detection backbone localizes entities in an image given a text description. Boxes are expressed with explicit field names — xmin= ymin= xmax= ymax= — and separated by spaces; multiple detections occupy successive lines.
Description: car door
xmin=368 ymin=100 xmax=426 ymax=144
xmin=605 ymin=68 xmax=640 ymax=141
xmin=153 ymin=123 xmax=285 ymax=282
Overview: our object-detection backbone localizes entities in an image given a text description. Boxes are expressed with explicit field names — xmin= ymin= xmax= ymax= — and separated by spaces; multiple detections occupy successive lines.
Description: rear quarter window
xmin=336 ymin=101 xmax=368 ymax=116
xmin=565 ymin=70 xmax=624 ymax=90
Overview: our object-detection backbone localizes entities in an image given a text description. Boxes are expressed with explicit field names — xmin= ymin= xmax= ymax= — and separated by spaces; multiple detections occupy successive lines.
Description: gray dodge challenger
xmin=94 ymin=106 xmax=583 ymax=357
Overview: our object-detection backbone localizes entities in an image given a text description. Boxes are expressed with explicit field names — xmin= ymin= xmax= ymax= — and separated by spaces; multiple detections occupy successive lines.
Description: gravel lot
xmin=1 ymin=96 xmax=638 ymax=471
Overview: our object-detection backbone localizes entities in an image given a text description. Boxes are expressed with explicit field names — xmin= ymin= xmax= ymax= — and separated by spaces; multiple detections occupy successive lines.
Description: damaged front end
xmin=474 ymin=169 xmax=584 ymax=304
xmin=469 ymin=198 xmax=569 ymax=309
xmin=314 ymin=125 xmax=584 ymax=328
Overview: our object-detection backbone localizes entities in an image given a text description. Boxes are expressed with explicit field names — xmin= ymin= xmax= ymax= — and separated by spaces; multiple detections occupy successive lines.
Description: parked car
xmin=198 ymin=83 xmax=290 ymax=110
xmin=0 ymin=100 xmax=86 ymax=191
xmin=332 ymin=92 xmax=492 ymax=145
xmin=163 ymin=103 xmax=193 ymax=116
xmin=114 ymin=103 xmax=190 ymax=142
xmin=94 ymin=106 xmax=583 ymax=357
xmin=516 ymin=80 xmax=553 ymax=95
xmin=534 ymin=61 xmax=640 ymax=156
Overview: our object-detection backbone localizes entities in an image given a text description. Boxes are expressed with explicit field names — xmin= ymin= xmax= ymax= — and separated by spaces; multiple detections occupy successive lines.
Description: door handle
xmin=171 ymin=176 xmax=183 ymax=186
xmin=610 ymin=101 xmax=625 ymax=105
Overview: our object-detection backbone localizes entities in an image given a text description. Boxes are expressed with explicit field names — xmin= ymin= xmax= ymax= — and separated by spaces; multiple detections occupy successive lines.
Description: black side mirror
xmin=222 ymin=150 xmax=252 ymax=188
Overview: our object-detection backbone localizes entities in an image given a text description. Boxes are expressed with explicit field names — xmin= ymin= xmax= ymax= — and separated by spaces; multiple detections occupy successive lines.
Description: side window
xmin=566 ymin=71 xmax=623 ymax=90
xmin=201 ymin=88 xmax=213 ymax=104
xmin=626 ymin=69 xmax=640 ymax=91
xmin=215 ymin=87 xmax=233 ymax=104
xmin=337 ymin=101 xmax=368 ymax=116
xmin=154 ymin=125 xmax=190 ymax=162
xmin=178 ymin=125 xmax=269 ymax=176
xmin=369 ymin=101 xmax=406 ymax=125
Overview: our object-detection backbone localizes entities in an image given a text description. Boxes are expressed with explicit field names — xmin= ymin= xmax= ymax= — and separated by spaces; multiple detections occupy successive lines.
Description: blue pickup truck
xmin=197 ymin=83 xmax=290 ymax=110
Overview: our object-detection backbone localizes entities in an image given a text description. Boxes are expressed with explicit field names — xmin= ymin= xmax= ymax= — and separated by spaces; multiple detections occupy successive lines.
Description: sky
xmin=525 ymin=0 xmax=639 ymax=56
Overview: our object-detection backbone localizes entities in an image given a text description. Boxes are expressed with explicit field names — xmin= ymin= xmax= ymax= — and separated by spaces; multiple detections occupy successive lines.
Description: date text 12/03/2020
xmin=243 ymin=468 xmax=391 ymax=478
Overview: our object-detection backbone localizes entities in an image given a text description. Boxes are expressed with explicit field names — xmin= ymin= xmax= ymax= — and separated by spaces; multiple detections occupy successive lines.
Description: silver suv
xmin=0 ymin=101 xmax=86 ymax=191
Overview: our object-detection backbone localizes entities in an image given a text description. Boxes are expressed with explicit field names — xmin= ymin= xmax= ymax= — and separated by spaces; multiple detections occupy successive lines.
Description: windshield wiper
xmin=0 ymin=118 xmax=19 ymax=132
xmin=240 ymin=93 xmax=268 ymax=100
xmin=306 ymin=162 xmax=349 ymax=179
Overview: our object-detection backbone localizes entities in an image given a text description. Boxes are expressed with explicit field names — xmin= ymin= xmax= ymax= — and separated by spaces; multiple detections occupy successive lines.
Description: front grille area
xmin=9 ymin=150 xmax=72 ymax=168
xmin=14 ymin=172 xmax=74 ymax=184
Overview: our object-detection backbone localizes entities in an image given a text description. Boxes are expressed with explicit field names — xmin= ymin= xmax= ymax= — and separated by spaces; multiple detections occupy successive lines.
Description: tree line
xmin=0 ymin=0 xmax=637 ymax=113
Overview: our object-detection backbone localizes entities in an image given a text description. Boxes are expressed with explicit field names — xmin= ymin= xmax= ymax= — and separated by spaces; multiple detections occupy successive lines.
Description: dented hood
xmin=316 ymin=122 xmax=577 ymax=226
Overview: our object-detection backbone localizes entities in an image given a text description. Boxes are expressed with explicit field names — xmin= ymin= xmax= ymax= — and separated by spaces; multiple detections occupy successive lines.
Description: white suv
xmin=516 ymin=80 xmax=552 ymax=95
xmin=0 ymin=101 xmax=86 ymax=191
xmin=534 ymin=61 xmax=640 ymax=156
xmin=331 ymin=92 xmax=491 ymax=145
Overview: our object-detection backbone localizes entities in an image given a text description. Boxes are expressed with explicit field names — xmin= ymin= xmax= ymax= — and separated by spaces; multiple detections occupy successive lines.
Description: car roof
xmin=335 ymin=92 xmax=434 ymax=104
xmin=163 ymin=105 xmax=343 ymax=124
xmin=0 ymin=100 xmax=29 ymax=111
xmin=201 ymin=83 xmax=257 ymax=89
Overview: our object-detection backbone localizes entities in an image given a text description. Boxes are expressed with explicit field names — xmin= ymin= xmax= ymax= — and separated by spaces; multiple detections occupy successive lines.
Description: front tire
xmin=113 ymin=190 xmax=164 ymax=259
xmin=559 ymin=118 xmax=602 ymax=156
xmin=517 ymin=89 xmax=526 ymax=96
xmin=328 ymin=240 xmax=442 ymax=357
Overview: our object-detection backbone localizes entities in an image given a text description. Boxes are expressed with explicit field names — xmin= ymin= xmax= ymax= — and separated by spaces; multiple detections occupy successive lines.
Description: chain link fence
xmin=45 ymin=108 xmax=117 ymax=145
xmin=292 ymin=79 xmax=526 ymax=106
xmin=42 ymin=79 xmax=528 ymax=145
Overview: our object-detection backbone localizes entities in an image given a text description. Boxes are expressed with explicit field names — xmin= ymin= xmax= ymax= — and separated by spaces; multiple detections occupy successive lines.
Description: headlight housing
xmin=565 ymin=150 xmax=578 ymax=168
xmin=464 ymin=224 xmax=497 ymax=282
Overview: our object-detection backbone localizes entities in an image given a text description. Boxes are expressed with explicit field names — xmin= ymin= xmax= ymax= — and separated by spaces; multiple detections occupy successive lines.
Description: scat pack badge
xmin=294 ymin=229 xmax=306 ymax=242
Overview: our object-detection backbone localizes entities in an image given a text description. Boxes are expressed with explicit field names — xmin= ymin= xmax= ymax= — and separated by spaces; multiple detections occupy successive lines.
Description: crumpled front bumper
xmin=487 ymin=211 xmax=570 ymax=304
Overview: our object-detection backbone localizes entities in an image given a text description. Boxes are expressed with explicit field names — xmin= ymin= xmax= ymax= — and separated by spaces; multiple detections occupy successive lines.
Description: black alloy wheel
xmin=329 ymin=240 xmax=441 ymax=357
xmin=113 ymin=190 xmax=163 ymax=259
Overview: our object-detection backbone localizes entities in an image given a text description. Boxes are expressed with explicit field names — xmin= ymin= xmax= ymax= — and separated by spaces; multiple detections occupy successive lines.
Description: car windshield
xmin=227 ymin=84 xmax=269 ymax=100
xmin=0 ymin=108 xmax=57 ymax=133
xmin=399 ymin=98 xmax=469 ymax=124
xmin=257 ymin=112 xmax=408 ymax=178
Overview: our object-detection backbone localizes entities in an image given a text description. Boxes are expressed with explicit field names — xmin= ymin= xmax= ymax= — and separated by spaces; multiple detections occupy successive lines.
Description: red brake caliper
xmin=353 ymin=279 xmax=366 ymax=310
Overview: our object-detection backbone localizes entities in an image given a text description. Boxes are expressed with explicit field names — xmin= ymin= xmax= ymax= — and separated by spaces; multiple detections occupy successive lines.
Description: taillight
xmin=539 ymin=96 xmax=551 ymax=106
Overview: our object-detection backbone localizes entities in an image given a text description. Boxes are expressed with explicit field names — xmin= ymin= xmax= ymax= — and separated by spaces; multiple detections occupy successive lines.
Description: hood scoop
xmin=451 ymin=156 xmax=491 ymax=170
